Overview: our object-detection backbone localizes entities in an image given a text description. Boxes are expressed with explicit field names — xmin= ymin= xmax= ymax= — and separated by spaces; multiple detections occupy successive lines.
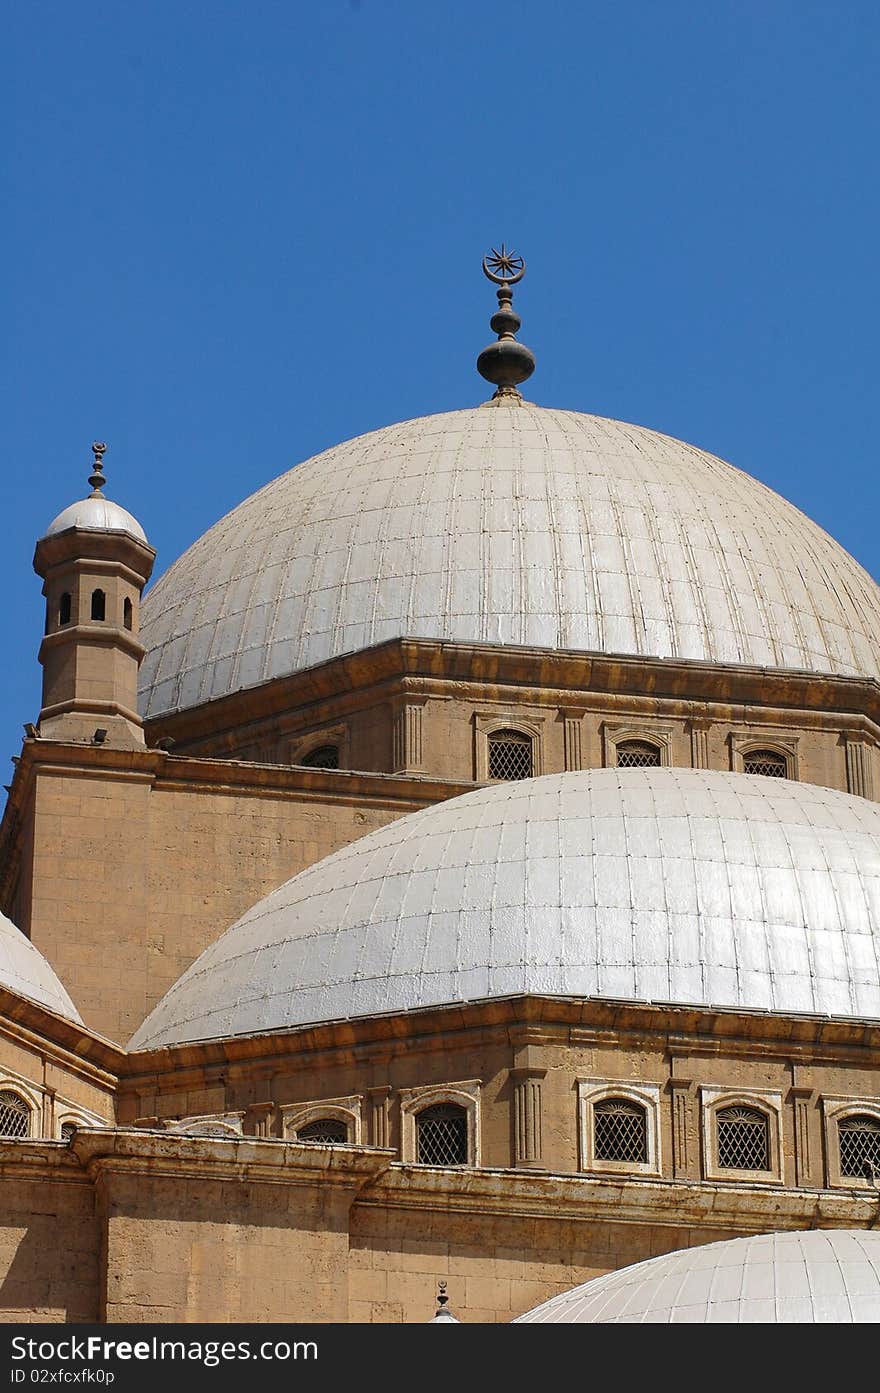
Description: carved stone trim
xmin=511 ymin=1068 xmax=546 ymax=1168
xmin=845 ymin=736 xmax=875 ymax=800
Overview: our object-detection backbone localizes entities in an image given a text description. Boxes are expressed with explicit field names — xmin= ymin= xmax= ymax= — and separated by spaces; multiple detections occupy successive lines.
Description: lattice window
xmin=616 ymin=739 xmax=661 ymax=768
xmin=299 ymin=745 xmax=340 ymax=771
xmin=716 ymin=1105 xmax=770 ymax=1171
xmin=60 ymin=1122 xmax=77 ymax=1142
xmin=296 ymin=1118 xmax=349 ymax=1145
xmin=593 ymin=1098 xmax=648 ymax=1163
xmin=416 ymin=1103 xmax=468 ymax=1166
xmin=742 ymin=749 xmax=787 ymax=778
xmin=839 ymin=1114 xmax=880 ymax=1179
xmin=487 ymin=730 xmax=533 ymax=781
xmin=0 ymin=1090 xmax=31 ymax=1139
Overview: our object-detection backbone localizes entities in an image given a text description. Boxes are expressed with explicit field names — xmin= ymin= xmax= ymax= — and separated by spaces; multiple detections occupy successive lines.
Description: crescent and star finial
xmin=476 ymin=245 xmax=535 ymax=401
xmin=88 ymin=441 xmax=108 ymax=496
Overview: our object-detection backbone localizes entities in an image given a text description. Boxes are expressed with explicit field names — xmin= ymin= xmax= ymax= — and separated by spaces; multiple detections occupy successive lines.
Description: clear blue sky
xmin=2 ymin=1 xmax=879 ymax=771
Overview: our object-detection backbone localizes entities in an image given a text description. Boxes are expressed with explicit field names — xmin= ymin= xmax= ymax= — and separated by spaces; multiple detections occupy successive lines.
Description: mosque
xmin=2 ymin=250 xmax=880 ymax=1323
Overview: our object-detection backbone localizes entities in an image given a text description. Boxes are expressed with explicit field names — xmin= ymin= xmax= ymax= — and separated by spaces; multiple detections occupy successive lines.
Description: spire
xmin=476 ymin=245 xmax=535 ymax=402
xmin=429 ymin=1280 xmax=460 ymax=1323
xmin=88 ymin=441 xmax=107 ymax=496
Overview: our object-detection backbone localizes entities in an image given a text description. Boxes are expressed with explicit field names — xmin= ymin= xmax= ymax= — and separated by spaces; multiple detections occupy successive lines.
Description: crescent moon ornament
xmin=482 ymin=244 xmax=526 ymax=286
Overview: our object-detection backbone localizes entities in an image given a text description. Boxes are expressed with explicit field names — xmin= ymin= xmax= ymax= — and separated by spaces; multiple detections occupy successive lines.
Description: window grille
xmin=593 ymin=1098 xmax=648 ymax=1163
xmin=716 ymin=1105 xmax=770 ymax=1171
xmin=839 ymin=1114 xmax=880 ymax=1180
xmin=60 ymin=1122 xmax=77 ymax=1142
xmin=487 ymin=730 xmax=533 ymax=781
xmin=296 ymin=1118 xmax=349 ymax=1145
xmin=299 ymin=745 xmax=340 ymax=771
xmin=616 ymin=739 xmax=661 ymax=768
xmin=416 ymin=1103 xmax=469 ymax=1166
xmin=0 ymin=1090 xmax=31 ymax=1139
xmin=742 ymin=749 xmax=787 ymax=778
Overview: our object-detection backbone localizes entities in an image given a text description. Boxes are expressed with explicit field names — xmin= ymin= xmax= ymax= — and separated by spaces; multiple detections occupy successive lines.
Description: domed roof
xmin=138 ymin=404 xmax=880 ymax=719
xmin=515 ymin=1230 xmax=880 ymax=1323
xmin=129 ymin=768 xmax=880 ymax=1050
xmin=45 ymin=494 xmax=147 ymax=544
xmin=0 ymin=912 xmax=82 ymax=1022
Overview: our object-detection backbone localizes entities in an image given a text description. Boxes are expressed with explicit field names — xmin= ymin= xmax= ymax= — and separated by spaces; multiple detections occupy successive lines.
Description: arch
xmin=487 ymin=728 xmax=533 ymax=781
xmin=0 ymin=1088 xmax=32 ymax=1139
xmin=295 ymin=1117 xmax=350 ymax=1145
xmin=58 ymin=592 xmax=72 ymax=626
xmin=615 ymin=738 xmax=662 ymax=769
xmin=742 ymin=748 xmax=788 ymax=778
xmin=123 ymin=596 xmax=133 ymax=631
xmin=299 ymin=744 xmax=340 ymax=771
xmin=90 ymin=589 xmax=106 ymax=621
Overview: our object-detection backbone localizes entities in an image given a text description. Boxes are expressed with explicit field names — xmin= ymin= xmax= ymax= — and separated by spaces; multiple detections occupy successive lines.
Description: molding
xmin=602 ymin=722 xmax=674 ymax=768
xmin=821 ymin=1095 xmax=880 ymax=1191
xmin=473 ymin=713 xmax=545 ymax=781
xmin=729 ymin=733 xmax=800 ymax=779
xmin=399 ymin=1079 xmax=481 ymax=1167
xmin=700 ymin=1086 xmax=784 ymax=1185
xmin=280 ymin=1095 xmax=363 ymax=1145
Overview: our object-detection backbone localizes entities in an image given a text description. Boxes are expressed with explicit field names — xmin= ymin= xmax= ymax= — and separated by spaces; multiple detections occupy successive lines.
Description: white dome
xmin=0 ymin=912 xmax=82 ymax=1022
xmin=129 ymin=768 xmax=880 ymax=1050
xmin=138 ymin=404 xmax=880 ymax=719
xmin=45 ymin=495 xmax=147 ymax=543
xmin=515 ymin=1230 xmax=880 ymax=1323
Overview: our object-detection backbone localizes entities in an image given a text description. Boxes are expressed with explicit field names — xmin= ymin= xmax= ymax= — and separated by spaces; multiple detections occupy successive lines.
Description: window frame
xmin=822 ymin=1097 xmax=880 ymax=1190
xmin=280 ymin=1095 xmax=362 ymax=1146
xmin=399 ymin=1081 xmax=481 ymax=1167
xmin=0 ymin=1081 xmax=38 ymax=1140
xmin=473 ymin=714 xmax=544 ymax=783
xmin=577 ymin=1080 xmax=662 ymax=1178
xmin=701 ymin=1087 xmax=783 ymax=1184
xmin=602 ymin=723 xmax=673 ymax=769
xmin=730 ymin=736 xmax=799 ymax=781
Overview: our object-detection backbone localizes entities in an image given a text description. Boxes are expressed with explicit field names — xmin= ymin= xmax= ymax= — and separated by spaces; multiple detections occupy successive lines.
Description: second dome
xmin=139 ymin=404 xmax=880 ymax=719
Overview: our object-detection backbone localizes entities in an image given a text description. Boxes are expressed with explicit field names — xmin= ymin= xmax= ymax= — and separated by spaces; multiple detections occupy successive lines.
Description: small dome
xmin=44 ymin=495 xmax=147 ymax=544
xmin=515 ymin=1230 xmax=880 ymax=1323
xmin=129 ymin=768 xmax=880 ymax=1050
xmin=0 ymin=912 xmax=82 ymax=1022
xmin=139 ymin=405 xmax=880 ymax=720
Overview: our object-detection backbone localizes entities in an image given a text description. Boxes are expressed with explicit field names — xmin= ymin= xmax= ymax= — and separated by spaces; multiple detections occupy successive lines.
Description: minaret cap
xmin=476 ymin=245 xmax=536 ymax=403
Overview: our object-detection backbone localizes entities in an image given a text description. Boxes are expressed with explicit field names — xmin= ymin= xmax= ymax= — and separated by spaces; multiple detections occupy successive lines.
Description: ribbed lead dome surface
xmin=515 ymin=1230 xmax=880 ymax=1323
xmin=0 ymin=912 xmax=82 ymax=1022
xmin=138 ymin=405 xmax=880 ymax=718
xmin=129 ymin=768 xmax=880 ymax=1050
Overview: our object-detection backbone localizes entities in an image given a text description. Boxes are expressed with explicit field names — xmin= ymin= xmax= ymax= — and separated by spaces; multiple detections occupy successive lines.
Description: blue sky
xmin=2 ymin=1 xmax=879 ymax=770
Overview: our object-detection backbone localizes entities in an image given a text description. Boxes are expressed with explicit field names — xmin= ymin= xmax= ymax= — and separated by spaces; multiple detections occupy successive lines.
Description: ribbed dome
xmin=138 ymin=405 xmax=880 ymax=719
xmin=129 ymin=768 xmax=880 ymax=1050
xmin=45 ymin=494 xmax=147 ymax=543
xmin=0 ymin=912 xmax=82 ymax=1022
xmin=515 ymin=1230 xmax=880 ymax=1323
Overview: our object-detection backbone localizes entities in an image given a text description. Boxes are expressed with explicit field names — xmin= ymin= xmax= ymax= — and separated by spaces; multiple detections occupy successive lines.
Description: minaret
xmin=32 ymin=443 xmax=156 ymax=748
xmin=477 ymin=243 xmax=536 ymax=402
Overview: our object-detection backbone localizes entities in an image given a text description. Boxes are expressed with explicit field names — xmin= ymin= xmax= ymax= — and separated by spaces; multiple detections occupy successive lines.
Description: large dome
xmin=0 ymin=912 xmax=82 ymax=1022
xmin=138 ymin=404 xmax=880 ymax=718
xmin=130 ymin=768 xmax=880 ymax=1050
xmin=515 ymin=1230 xmax=880 ymax=1323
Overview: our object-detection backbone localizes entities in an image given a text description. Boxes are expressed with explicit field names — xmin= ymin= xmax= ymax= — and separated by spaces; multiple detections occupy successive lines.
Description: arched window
xmin=487 ymin=729 xmax=532 ymax=781
xmin=0 ymin=1089 xmax=31 ymax=1139
xmin=716 ymin=1105 xmax=770 ymax=1171
xmin=296 ymin=1118 xmax=350 ymax=1145
xmin=416 ymin=1103 xmax=469 ymax=1166
xmin=616 ymin=739 xmax=662 ymax=768
xmin=123 ymin=597 xmax=133 ymax=631
xmin=90 ymin=589 xmax=106 ymax=621
xmin=593 ymin=1098 xmax=648 ymax=1164
xmin=742 ymin=749 xmax=787 ymax=778
xmin=838 ymin=1113 xmax=880 ymax=1180
xmin=60 ymin=1122 xmax=77 ymax=1143
xmin=299 ymin=745 xmax=340 ymax=771
xmin=58 ymin=592 xmax=72 ymax=626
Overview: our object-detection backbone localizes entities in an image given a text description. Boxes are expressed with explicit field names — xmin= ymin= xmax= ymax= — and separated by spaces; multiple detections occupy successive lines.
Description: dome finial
xmin=429 ymin=1280 xmax=460 ymax=1323
xmin=88 ymin=442 xmax=107 ymax=496
xmin=477 ymin=245 xmax=535 ymax=403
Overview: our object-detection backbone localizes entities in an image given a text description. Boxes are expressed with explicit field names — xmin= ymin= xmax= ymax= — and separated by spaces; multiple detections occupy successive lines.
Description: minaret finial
xmin=477 ymin=245 xmax=535 ymax=403
xmin=429 ymin=1280 xmax=460 ymax=1322
xmin=89 ymin=442 xmax=107 ymax=496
